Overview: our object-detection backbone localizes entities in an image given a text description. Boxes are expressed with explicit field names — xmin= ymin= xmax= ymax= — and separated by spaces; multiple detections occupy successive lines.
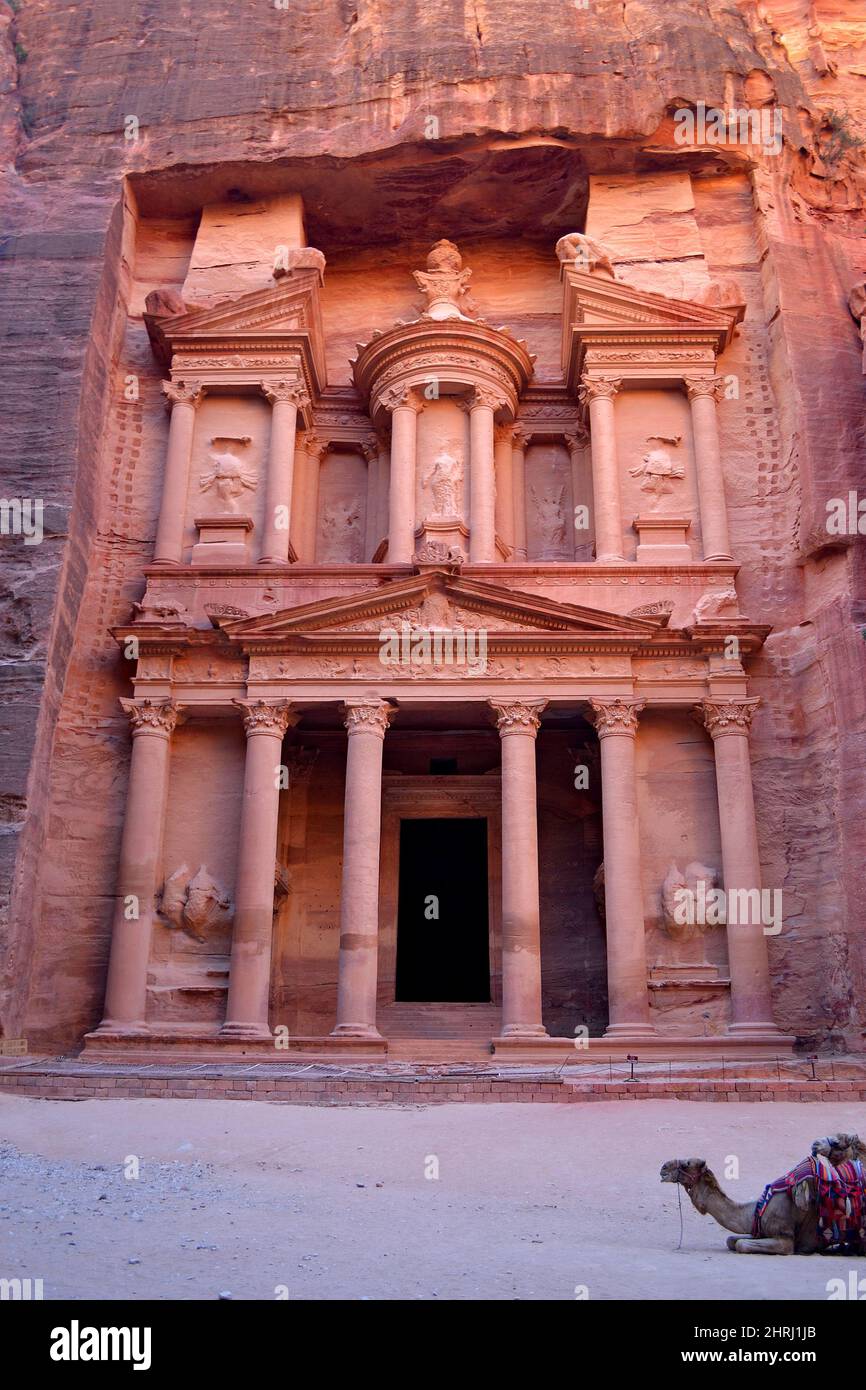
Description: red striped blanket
xmin=753 ymin=1155 xmax=865 ymax=1250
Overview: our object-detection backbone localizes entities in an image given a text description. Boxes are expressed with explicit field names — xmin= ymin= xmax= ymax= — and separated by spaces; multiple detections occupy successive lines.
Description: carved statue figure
xmin=661 ymin=860 xmax=720 ymax=940
xmin=692 ymin=589 xmax=740 ymax=623
xmin=423 ymin=446 xmax=462 ymax=516
xmin=628 ymin=447 xmax=685 ymax=502
xmin=529 ymin=483 xmax=566 ymax=551
xmin=159 ymin=865 xmax=233 ymax=942
xmin=199 ymin=446 xmax=257 ymax=509
xmin=413 ymin=239 xmax=474 ymax=320
xmin=554 ymin=232 xmax=616 ymax=279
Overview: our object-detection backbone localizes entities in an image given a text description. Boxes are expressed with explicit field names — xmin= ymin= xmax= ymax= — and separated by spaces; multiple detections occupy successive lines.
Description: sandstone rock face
xmin=1 ymin=0 xmax=865 ymax=1052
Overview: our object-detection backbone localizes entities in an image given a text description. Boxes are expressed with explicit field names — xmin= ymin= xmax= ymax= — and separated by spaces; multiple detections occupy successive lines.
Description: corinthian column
xmin=332 ymin=700 xmax=394 ymax=1038
xmin=565 ymin=427 xmax=592 ymax=561
xmin=589 ymin=698 xmax=654 ymax=1037
xmin=489 ymin=699 xmax=548 ymax=1038
xmin=383 ymin=387 xmax=420 ymax=565
xmin=154 ymin=380 xmax=205 ymax=565
xmin=511 ymin=426 xmax=528 ymax=561
xmin=578 ymin=377 xmax=624 ymax=563
xmin=260 ymin=381 xmax=309 ymax=565
xmin=221 ymin=700 xmax=297 ymax=1040
xmin=698 ymin=698 xmax=778 ymax=1034
xmin=96 ymin=699 xmax=179 ymax=1034
xmin=469 ymin=388 xmax=500 ymax=563
xmin=684 ymin=377 xmax=733 ymax=562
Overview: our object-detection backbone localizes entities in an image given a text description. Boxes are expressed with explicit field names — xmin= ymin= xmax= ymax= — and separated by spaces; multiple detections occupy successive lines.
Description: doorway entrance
xmin=395 ymin=817 xmax=490 ymax=1002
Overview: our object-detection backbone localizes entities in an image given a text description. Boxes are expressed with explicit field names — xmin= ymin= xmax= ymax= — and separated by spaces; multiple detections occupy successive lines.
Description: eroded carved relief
xmin=413 ymin=239 xmax=475 ymax=320
xmin=629 ymin=446 xmax=685 ymax=503
xmin=159 ymin=864 xmax=233 ymax=942
xmin=661 ymin=861 xmax=720 ymax=941
xmin=200 ymin=437 xmax=257 ymax=510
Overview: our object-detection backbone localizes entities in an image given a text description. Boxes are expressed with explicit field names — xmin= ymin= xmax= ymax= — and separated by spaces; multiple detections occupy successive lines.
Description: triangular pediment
xmin=217 ymin=569 xmax=670 ymax=645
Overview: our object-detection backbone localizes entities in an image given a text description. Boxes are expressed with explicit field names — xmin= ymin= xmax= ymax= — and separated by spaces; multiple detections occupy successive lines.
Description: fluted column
xmin=511 ymin=425 xmax=528 ymax=561
xmin=332 ymin=700 xmax=394 ymax=1038
xmin=565 ymin=427 xmax=592 ymax=562
xmin=589 ymin=698 xmax=655 ymax=1036
xmin=468 ymin=388 xmax=500 ymax=562
xmin=301 ymin=433 xmax=325 ymax=564
xmin=489 ymin=699 xmax=548 ymax=1037
xmin=153 ymin=380 xmax=205 ymax=565
xmin=97 ymin=699 xmax=179 ymax=1034
xmin=494 ymin=423 xmax=515 ymax=555
xmin=221 ymin=700 xmax=297 ymax=1040
xmin=685 ymin=377 xmax=733 ymax=562
xmin=699 ymin=699 xmax=778 ymax=1034
xmin=578 ymin=377 xmax=624 ymax=563
xmin=259 ymin=381 xmax=309 ymax=564
xmin=383 ymin=387 xmax=420 ymax=565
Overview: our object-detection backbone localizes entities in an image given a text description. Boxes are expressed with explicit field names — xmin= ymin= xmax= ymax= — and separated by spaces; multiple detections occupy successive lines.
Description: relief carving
xmin=423 ymin=446 xmax=463 ymax=517
xmin=555 ymin=232 xmax=616 ymax=280
xmin=159 ymin=864 xmax=233 ymax=942
xmin=199 ymin=437 xmax=257 ymax=510
xmin=529 ymin=483 xmax=567 ymax=553
xmin=661 ymin=861 xmax=720 ymax=941
xmin=628 ymin=445 xmax=685 ymax=503
xmin=691 ymin=589 xmax=739 ymax=622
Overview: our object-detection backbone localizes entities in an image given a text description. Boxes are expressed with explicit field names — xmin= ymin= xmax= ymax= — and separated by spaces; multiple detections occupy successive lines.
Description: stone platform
xmin=2 ymin=1055 xmax=864 ymax=1107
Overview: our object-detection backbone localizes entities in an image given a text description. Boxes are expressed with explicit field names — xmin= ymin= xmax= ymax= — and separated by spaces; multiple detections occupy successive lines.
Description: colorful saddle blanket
xmin=753 ymin=1155 xmax=866 ymax=1250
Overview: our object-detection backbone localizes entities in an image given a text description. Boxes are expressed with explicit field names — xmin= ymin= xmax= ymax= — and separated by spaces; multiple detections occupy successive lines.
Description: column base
xmin=604 ymin=1022 xmax=658 ymax=1039
xmin=499 ymin=1023 xmax=548 ymax=1039
xmin=88 ymin=1020 xmax=151 ymax=1039
xmin=594 ymin=553 xmax=626 ymax=564
xmin=726 ymin=1021 xmax=788 ymax=1039
xmin=329 ymin=1023 xmax=383 ymax=1040
xmin=218 ymin=1022 xmax=273 ymax=1042
xmin=703 ymin=551 xmax=734 ymax=563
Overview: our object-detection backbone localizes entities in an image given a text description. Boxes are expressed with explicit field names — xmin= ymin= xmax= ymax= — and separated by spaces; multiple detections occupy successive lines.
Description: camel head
xmin=811 ymin=1133 xmax=866 ymax=1166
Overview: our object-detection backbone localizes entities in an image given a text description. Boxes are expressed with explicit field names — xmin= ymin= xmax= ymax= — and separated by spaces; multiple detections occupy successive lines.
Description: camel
xmin=660 ymin=1135 xmax=865 ymax=1256
xmin=660 ymin=1157 xmax=820 ymax=1255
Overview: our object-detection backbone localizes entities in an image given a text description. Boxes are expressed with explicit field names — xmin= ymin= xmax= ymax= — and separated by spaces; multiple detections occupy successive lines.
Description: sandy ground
xmin=1 ymin=1095 xmax=864 ymax=1300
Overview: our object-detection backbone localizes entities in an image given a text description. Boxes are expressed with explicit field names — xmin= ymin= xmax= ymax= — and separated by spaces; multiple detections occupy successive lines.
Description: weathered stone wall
xmin=2 ymin=0 xmax=865 ymax=1050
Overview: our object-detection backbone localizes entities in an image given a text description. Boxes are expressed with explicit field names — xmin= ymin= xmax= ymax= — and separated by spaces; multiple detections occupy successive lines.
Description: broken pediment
xmin=560 ymin=265 xmax=742 ymax=390
xmin=144 ymin=273 xmax=327 ymax=396
xmin=214 ymin=568 xmax=672 ymax=649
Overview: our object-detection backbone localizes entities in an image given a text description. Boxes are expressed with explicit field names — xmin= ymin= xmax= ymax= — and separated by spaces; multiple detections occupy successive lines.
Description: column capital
xmin=360 ymin=434 xmax=380 ymax=464
xmin=469 ymin=386 xmax=507 ymax=413
xmin=379 ymin=385 xmax=422 ymax=414
xmin=120 ymin=697 xmax=179 ymax=737
xmin=494 ymin=422 xmax=515 ymax=446
xmin=302 ymin=432 xmax=328 ymax=462
xmin=578 ymin=376 xmax=622 ymax=405
xmin=697 ymin=697 xmax=760 ymax=739
xmin=343 ymin=699 xmax=395 ymax=738
xmin=162 ymin=379 xmax=205 ymax=411
xmin=262 ymin=379 xmax=310 ymax=409
xmin=589 ymin=697 xmax=645 ymax=738
xmin=684 ymin=375 xmax=725 ymax=403
xmin=511 ymin=424 xmax=529 ymax=450
xmin=488 ymin=698 xmax=548 ymax=737
xmin=564 ymin=427 xmax=589 ymax=452
xmin=233 ymin=699 xmax=298 ymax=737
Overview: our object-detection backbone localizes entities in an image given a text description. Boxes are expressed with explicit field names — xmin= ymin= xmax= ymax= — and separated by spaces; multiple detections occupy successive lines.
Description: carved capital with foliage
xmin=488 ymin=698 xmax=548 ymax=737
xmin=234 ymin=699 xmax=298 ymax=738
xmin=343 ymin=699 xmax=395 ymax=738
xmin=262 ymin=380 xmax=311 ymax=410
xmin=578 ymin=376 xmax=622 ymax=405
xmin=697 ymin=698 xmax=760 ymax=739
xmin=162 ymin=379 xmax=205 ymax=411
xmin=121 ymin=698 xmax=179 ymax=737
xmin=589 ymin=697 xmax=644 ymax=738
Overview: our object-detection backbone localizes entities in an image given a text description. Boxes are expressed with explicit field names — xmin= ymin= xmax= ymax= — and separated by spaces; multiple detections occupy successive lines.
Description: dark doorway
xmin=395 ymin=818 xmax=490 ymax=1002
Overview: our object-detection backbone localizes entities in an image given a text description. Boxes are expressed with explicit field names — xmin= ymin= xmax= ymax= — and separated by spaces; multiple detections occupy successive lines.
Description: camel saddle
xmin=753 ymin=1155 xmax=866 ymax=1251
